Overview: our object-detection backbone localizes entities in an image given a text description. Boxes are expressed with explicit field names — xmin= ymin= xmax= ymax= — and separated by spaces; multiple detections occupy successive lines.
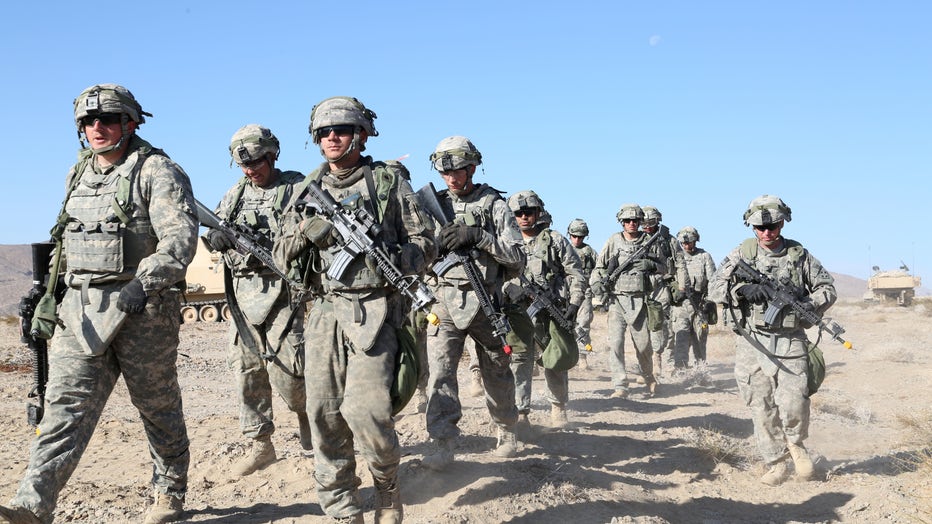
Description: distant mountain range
xmin=0 ymin=244 xmax=924 ymax=317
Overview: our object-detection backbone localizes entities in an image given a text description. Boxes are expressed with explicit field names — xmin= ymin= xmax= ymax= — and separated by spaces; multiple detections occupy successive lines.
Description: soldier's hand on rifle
xmin=590 ymin=280 xmax=606 ymax=298
xmin=565 ymin=303 xmax=580 ymax=323
xmin=736 ymin=283 xmax=770 ymax=304
xmin=631 ymin=259 xmax=655 ymax=273
xmin=116 ymin=279 xmax=148 ymax=314
xmin=204 ymin=229 xmax=235 ymax=253
xmin=301 ymin=216 xmax=336 ymax=248
xmin=439 ymin=223 xmax=484 ymax=251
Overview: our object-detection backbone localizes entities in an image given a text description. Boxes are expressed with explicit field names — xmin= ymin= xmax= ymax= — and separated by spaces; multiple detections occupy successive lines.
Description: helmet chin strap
xmin=319 ymin=128 xmax=360 ymax=164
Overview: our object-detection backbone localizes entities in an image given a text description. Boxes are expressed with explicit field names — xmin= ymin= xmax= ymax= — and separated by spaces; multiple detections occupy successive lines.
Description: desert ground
xmin=0 ymin=299 xmax=929 ymax=524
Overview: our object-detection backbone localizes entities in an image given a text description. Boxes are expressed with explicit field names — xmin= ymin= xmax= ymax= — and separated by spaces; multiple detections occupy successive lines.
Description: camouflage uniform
xmin=424 ymin=183 xmax=524 ymax=442
xmin=213 ymin=167 xmax=307 ymax=441
xmin=670 ymin=227 xmax=716 ymax=367
xmin=506 ymin=195 xmax=585 ymax=419
xmin=275 ymin=154 xmax=435 ymax=519
xmin=641 ymin=207 xmax=687 ymax=372
xmin=708 ymin=195 xmax=835 ymax=484
xmin=590 ymin=204 xmax=666 ymax=397
xmin=7 ymin=84 xmax=196 ymax=523
xmin=570 ymin=237 xmax=596 ymax=353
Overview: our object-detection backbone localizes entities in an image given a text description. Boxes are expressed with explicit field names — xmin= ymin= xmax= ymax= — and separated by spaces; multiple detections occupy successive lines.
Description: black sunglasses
xmin=315 ymin=125 xmax=355 ymax=140
xmin=241 ymin=157 xmax=267 ymax=169
xmin=753 ymin=223 xmax=781 ymax=231
xmin=622 ymin=218 xmax=640 ymax=224
xmin=80 ymin=113 xmax=122 ymax=127
xmin=514 ymin=208 xmax=539 ymax=218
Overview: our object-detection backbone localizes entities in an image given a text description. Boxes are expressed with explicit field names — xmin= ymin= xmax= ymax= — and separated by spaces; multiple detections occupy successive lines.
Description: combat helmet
xmin=567 ymin=218 xmax=589 ymax=238
xmin=677 ymin=226 xmax=700 ymax=243
xmin=73 ymin=83 xmax=151 ymax=153
xmin=429 ymin=136 xmax=482 ymax=172
xmin=743 ymin=195 xmax=792 ymax=226
xmin=508 ymin=190 xmax=545 ymax=213
xmin=309 ymin=96 xmax=378 ymax=143
xmin=642 ymin=206 xmax=662 ymax=228
xmin=229 ymin=124 xmax=280 ymax=167
xmin=616 ymin=203 xmax=644 ymax=224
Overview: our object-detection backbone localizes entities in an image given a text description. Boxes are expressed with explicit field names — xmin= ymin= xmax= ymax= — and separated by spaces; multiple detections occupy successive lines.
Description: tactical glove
xmin=439 ymin=223 xmax=484 ymax=251
xmin=631 ymin=259 xmax=655 ymax=273
xmin=671 ymin=288 xmax=687 ymax=304
xmin=205 ymin=229 xmax=235 ymax=253
xmin=737 ymin=283 xmax=770 ymax=304
xmin=302 ymin=216 xmax=336 ymax=248
xmin=564 ymin=303 xmax=580 ymax=323
xmin=117 ymin=278 xmax=148 ymax=314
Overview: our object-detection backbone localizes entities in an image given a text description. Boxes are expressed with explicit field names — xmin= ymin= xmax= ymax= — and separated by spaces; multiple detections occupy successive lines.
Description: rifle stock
xmin=733 ymin=259 xmax=853 ymax=349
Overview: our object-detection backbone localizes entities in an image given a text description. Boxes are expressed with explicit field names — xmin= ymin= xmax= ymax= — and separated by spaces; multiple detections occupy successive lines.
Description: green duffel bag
xmin=539 ymin=318 xmax=579 ymax=372
xmin=391 ymin=322 xmax=421 ymax=415
xmin=806 ymin=342 xmax=826 ymax=396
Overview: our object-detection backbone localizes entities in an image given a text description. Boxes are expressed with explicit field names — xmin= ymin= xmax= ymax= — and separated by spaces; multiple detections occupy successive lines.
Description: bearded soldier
xmin=420 ymin=136 xmax=524 ymax=470
xmin=709 ymin=195 xmax=836 ymax=486
xmin=0 ymin=84 xmax=197 ymax=524
xmin=274 ymin=97 xmax=435 ymax=524
xmin=202 ymin=124 xmax=310 ymax=476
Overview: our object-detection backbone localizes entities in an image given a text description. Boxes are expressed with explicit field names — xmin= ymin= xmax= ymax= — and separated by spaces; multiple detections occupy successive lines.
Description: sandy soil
xmin=0 ymin=300 xmax=929 ymax=524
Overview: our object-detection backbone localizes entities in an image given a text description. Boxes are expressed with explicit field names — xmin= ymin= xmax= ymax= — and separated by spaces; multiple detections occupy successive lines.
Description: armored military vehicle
xmin=181 ymin=242 xmax=230 ymax=322
xmin=865 ymin=263 xmax=921 ymax=306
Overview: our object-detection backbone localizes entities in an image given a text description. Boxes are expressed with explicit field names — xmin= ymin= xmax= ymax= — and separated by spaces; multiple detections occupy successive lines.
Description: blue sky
xmin=2 ymin=2 xmax=929 ymax=280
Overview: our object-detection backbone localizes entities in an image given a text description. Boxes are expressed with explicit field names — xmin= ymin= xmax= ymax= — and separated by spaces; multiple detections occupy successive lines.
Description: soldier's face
xmin=570 ymin=234 xmax=585 ymax=248
xmin=681 ymin=240 xmax=696 ymax=254
xmin=239 ymin=155 xmax=275 ymax=188
xmin=753 ymin=221 xmax=783 ymax=248
xmin=84 ymin=115 xmax=135 ymax=153
xmin=440 ymin=165 xmax=475 ymax=196
xmin=622 ymin=218 xmax=640 ymax=234
xmin=514 ymin=208 xmax=539 ymax=229
xmin=320 ymin=126 xmax=364 ymax=164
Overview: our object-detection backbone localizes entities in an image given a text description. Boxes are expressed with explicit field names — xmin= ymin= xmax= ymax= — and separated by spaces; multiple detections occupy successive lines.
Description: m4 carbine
xmin=298 ymin=180 xmax=435 ymax=312
xmin=733 ymin=258 xmax=853 ymax=349
xmin=19 ymin=242 xmax=56 ymax=430
xmin=415 ymin=182 xmax=511 ymax=354
xmin=518 ymin=274 xmax=576 ymax=335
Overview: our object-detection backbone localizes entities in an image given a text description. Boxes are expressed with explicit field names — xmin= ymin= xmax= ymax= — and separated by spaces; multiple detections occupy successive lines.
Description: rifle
xmin=297 ymin=180 xmax=435 ymax=312
xmin=19 ymin=242 xmax=55 ymax=429
xmin=594 ymin=228 xmax=664 ymax=292
xmin=415 ymin=183 xmax=512 ymax=354
xmin=518 ymin=274 xmax=576 ymax=334
xmin=733 ymin=259 xmax=853 ymax=349
xmin=194 ymin=199 xmax=309 ymax=301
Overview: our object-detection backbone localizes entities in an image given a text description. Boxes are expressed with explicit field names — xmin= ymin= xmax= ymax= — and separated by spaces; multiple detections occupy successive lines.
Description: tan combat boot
xmin=297 ymin=412 xmax=314 ymax=451
xmin=493 ymin=426 xmax=518 ymax=458
xmin=374 ymin=478 xmax=403 ymax=524
xmin=143 ymin=493 xmax=184 ymax=524
xmin=760 ymin=457 xmax=789 ymax=486
xmin=422 ymin=438 xmax=454 ymax=471
xmin=232 ymin=435 xmax=277 ymax=476
xmin=788 ymin=442 xmax=815 ymax=480
xmin=610 ymin=388 xmax=629 ymax=399
xmin=469 ymin=368 xmax=484 ymax=398
xmin=515 ymin=413 xmax=532 ymax=442
xmin=550 ymin=403 xmax=568 ymax=429
xmin=0 ymin=506 xmax=41 ymax=524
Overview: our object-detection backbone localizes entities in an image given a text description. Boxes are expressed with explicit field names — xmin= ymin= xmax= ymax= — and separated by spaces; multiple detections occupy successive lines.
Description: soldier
xmin=505 ymin=191 xmax=585 ymax=429
xmin=640 ymin=205 xmax=687 ymax=378
xmin=590 ymin=204 xmax=664 ymax=399
xmin=202 ymin=124 xmax=311 ymax=476
xmin=0 ymin=84 xmax=197 ymax=524
xmin=708 ymin=195 xmax=836 ymax=486
xmin=421 ymin=136 xmax=525 ymax=469
xmin=567 ymin=218 xmax=596 ymax=369
xmin=669 ymin=226 xmax=717 ymax=369
xmin=274 ymin=96 xmax=435 ymax=524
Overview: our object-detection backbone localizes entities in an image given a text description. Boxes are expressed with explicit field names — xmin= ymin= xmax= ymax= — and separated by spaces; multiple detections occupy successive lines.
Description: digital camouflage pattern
xmin=213 ymin=167 xmax=306 ymax=439
xmin=274 ymin=156 xmax=435 ymax=519
xmin=11 ymin=134 xmax=197 ymax=522
xmin=670 ymin=244 xmax=716 ymax=366
xmin=570 ymin=240 xmax=596 ymax=349
xmin=425 ymin=183 xmax=524 ymax=441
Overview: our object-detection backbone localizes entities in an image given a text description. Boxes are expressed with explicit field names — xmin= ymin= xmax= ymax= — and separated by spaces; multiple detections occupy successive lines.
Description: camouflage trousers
xmin=670 ymin=302 xmax=709 ymax=366
xmin=228 ymin=300 xmax=306 ymax=439
xmin=575 ymin=294 xmax=593 ymax=350
xmin=304 ymin=299 xmax=399 ymax=519
xmin=606 ymin=295 xmax=654 ymax=391
xmin=13 ymin=290 xmax=189 ymax=523
xmin=735 ymin=334 xmax=810 ymax=464
xmin=426 ymin=301 xmax=518 ymax=440
xmin=511 ymin=315 xmax=569 ymax=412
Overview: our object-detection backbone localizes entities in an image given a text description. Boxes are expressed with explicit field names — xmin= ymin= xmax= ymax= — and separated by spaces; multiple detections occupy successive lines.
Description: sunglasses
xmin=80 ymin=113 xmax=122 ymax=127
xmin=622 ymin=218 xmax=640 ymax=224
xmin=241 ymin=157 xmax=267 ymax=170
xmin=315 ymin=125 xmax=355 ymax=140
xmin=753 ymin=223 xmax=781 ymax=231
xmin=514 ymin=208 xmax=539 ymax=218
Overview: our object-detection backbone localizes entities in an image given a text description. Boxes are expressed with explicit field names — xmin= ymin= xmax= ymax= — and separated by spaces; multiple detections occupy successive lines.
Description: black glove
xmin=302 ymin=215 xmax=336 ymax=248
xmin=631 ymin=259 xmax=655 ymax=272
xmin=671 ymin=288 xmax=687 ymax=304
xmin=117 ymin=278 xmax=148 ymax=314
xmin=737 ymin=283 xmax=770 ymax=304
xmin=439 ymin=223 xmax=483 ymax=251
xmin=204 ymin=229 xmax=235 ymax=253
xmin=564 ymin=303 xmax=580 ymax=323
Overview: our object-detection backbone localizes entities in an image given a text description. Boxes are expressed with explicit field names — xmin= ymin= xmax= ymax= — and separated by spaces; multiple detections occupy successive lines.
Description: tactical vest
xmin=573 ymin=243 xmax=596 ymax=279
xmin=441 ymin=184 xmax=508 ymax=283
xmin=738 ymin=237 xmax=807 ymax=330
xmin=59 ymin=138 xmax=163 ymax=279
xmin=612 ymin=233 xmax=651 ymax=294
xmin=525 ymin=229 xmax=563 ymax=290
